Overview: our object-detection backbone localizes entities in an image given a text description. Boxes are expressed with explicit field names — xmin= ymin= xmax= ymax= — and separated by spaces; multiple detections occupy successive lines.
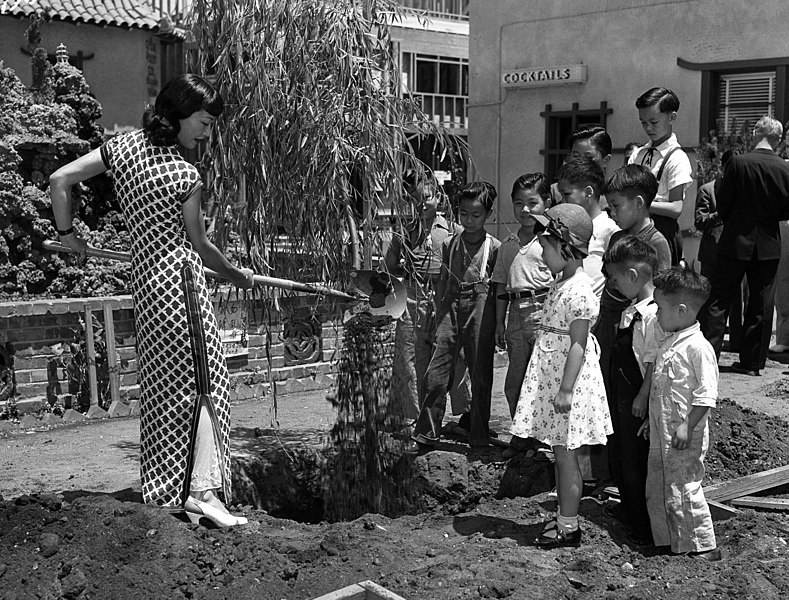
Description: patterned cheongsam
xmin=100 ymin=131 xmax=232 ymax=507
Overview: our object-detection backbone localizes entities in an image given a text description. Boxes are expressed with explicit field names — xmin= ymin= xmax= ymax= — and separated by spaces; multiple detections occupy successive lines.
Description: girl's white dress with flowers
xmin=511 ymin=272 xmax=613 ymax=449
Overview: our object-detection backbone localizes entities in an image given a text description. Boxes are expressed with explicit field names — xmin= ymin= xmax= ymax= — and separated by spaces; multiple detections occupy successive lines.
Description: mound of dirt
xmin=2 ymin=400 xmax=789 ymax=599
xmin=1 ymin=488 xmax=789 ymax=600
xmin=706 ymin=398 xmax=789 ymax=483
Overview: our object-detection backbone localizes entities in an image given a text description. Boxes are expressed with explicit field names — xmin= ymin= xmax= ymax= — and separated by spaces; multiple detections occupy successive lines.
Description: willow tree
xmin=189 ymin=0 xmax=469 ymax=286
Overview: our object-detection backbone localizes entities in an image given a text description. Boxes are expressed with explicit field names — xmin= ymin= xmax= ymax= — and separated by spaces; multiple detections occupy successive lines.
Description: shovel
xmin=43 ymin=240 xmax=407 ymax=320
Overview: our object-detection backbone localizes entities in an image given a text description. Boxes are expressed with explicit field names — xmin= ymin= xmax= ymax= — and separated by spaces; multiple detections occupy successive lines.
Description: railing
xmin=415 ymin=92 xmax=468 ymax=129
xmin=150 ymin=0 xmax=190 ymax=19
xmin=151 ymin=1 xmax=470 ymax=21
xmin=399 ymin=0 xmax=469 ymax=20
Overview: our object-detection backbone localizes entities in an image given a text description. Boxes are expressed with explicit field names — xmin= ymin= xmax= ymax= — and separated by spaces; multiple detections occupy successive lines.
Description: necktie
xmin=641 ymin=147 xmax=656 ymax=167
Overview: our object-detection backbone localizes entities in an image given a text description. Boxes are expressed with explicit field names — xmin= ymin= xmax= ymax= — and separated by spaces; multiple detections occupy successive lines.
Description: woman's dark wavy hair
xmin=142 ymin=74 xmax=224 ymax=146
xmin=458 ymin=181 xmax=497 ymax=211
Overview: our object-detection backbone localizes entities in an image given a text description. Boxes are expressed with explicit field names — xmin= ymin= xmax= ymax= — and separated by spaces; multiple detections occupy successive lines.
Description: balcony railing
xmin=415 ymin=92 xmax=468 ymax=129
xmin=399 ymin=0 xmax=469 ymax=21
xmin=150 ymin=0 xmax=190 ymax=19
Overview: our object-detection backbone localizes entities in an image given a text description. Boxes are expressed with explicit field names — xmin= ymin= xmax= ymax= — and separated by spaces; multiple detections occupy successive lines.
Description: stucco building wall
xmin=0 ymin=17 xmax=157 ymax=133
xmin=469 ymin=0 xmax=789 ymax=239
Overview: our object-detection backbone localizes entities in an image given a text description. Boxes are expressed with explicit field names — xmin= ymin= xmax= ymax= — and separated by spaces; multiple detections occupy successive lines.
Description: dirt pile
xmin=707 ymin=398 xmax=789 ymax=483
xmin=2 ymin=397 xmax=789 ymax=600
xmin=1 ymin=487 xmax=788 ymax=600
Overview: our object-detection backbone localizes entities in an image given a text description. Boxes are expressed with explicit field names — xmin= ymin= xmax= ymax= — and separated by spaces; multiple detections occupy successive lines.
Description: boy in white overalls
xmin=644 ymin=267 xmax=720 ymax=561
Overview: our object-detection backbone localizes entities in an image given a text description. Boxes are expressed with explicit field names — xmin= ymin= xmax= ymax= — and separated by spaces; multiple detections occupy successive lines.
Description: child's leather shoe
xmin=533 ymin=521 xmax=582 ymax=548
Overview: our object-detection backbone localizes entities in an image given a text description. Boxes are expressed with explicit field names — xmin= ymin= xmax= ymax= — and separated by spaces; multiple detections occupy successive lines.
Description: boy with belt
xmin=492 ymin=173 xmax=554 ymax=457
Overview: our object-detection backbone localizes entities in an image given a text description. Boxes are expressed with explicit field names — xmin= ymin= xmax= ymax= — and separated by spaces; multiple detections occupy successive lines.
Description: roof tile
xmin=0 ymin=0 xmax=164 ymax=32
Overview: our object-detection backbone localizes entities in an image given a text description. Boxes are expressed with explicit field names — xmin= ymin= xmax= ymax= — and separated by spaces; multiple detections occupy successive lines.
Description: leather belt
xmin=498 ymin=288 xmax=549 ymax=301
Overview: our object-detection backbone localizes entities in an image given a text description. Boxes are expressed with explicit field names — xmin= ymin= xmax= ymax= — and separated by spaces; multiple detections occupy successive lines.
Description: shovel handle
xmin=43 ymin=240 xmax=358 ymax=302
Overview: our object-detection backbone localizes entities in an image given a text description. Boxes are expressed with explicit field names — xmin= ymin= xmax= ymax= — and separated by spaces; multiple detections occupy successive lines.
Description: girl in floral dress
xmin=511 ymin=203 xmax=613 ymax=548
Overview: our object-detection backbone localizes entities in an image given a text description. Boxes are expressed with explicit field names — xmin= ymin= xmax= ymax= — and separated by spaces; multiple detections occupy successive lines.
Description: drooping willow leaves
xmin=188 ymin=0 xmax=471 ymax=288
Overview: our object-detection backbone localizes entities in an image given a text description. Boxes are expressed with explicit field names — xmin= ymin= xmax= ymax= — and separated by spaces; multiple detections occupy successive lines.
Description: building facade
xmin=392 ymin=0 xmax=469 ymax=180
xmin=0 ymin=0 xmax=185 ymax=134
xmin=469 ymin=0 xmax=789 ymax=240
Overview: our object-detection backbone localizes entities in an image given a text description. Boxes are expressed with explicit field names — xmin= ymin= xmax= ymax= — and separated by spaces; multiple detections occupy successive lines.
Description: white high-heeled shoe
xmin=184 ymin=497 xmax=248 ymax=528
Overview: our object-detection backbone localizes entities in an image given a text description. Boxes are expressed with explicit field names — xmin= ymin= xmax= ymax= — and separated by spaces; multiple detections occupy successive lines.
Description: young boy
xmin=556 ymin=157 xmax=619 ymax=298
xmin=385 ymin=170 xmax=470 ymax=422
xmin=593 ymin=165 xmax=671 ymax=482
xmin=645 ymin=267 xmax=720 ymax=561
xmin=602 ymin=236 xmax=663 ymax=546
xmin=628 ymin=87 xmax=693 ymax=266
xmin=491 ymin=173 xmax=554 ymax=457
xmin=412 ymin=182 xmax=501 ymax=449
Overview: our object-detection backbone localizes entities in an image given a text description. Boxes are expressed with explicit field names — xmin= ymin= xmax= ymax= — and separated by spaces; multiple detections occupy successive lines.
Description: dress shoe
xmin=184 ymin=497 xmax=248 ymax=528
xmin=411 ymin=432 xmax=438 ymax=446
xmin=533 ymin=521 xmax=582 ymax=548
xmin=730 ymin=362 xmax=760 ymax=376
xmin=769 ymin=344 xmax=789 ymax=354
xmin=688 ymin=547 xmax=722 ymax=562
xmin=604 ymin=502 xmax=629 ymax=525
xmin=468 ymin=437 xmax=490 ymax=448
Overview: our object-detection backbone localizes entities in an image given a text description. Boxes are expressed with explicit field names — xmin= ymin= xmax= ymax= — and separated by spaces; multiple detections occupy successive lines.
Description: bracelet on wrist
xmin=57 ymin=227 xmax=74 ymax=236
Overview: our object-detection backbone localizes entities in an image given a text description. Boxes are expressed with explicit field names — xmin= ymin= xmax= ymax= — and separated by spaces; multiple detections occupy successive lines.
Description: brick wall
xmin=0 ymin=293 xmax=349 ymax=414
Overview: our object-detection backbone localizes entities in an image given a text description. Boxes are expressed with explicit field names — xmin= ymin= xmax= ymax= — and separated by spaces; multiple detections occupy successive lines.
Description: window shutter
xmin=717 ymin=72 xmax=775 ymax=132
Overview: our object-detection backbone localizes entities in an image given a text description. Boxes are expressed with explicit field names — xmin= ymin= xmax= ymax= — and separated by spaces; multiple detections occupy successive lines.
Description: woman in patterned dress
xmin=50 ymin=75 xmax=253 ymax=527
xmin=510 ymin=204 xmax=613 ymax=548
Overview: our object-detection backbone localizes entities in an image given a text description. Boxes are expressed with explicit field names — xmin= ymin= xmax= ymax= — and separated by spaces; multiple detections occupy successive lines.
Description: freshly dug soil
xmin=2 ymin=398 xmax=789 ymax=600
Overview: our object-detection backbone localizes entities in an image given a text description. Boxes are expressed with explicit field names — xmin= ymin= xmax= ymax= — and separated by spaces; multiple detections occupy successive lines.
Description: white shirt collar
xmin=646 ymin=133 xmax=680 ymax=153
xmin=620 ymin=295 xmax=655 ymax=328
xmin=665 ymin=320 xmax=701 ymax=345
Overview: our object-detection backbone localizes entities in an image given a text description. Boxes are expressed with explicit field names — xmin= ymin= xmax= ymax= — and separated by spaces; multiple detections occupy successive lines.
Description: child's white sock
xmin=556 ymin=514 xmax=579 ymax=533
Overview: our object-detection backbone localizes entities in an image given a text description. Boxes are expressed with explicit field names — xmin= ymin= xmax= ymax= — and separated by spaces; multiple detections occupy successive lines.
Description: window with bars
xmin=401 ymin=52 xmax=468 ymax=129
xmin=540 ymin=102 xmax=612 ymax=182
xmin=717 ymin=72 xmax=775 ymax=132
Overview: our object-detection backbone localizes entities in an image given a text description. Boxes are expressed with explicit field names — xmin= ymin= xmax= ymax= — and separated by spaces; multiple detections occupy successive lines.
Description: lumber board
xmin=312 ymin=581 xmax=407 ymax=600
xmin=730 ymin=496 xmax=789 ymax=511
xmin=708 ymin=500 xmax=739 ymax=521
xmin=311 ymin=583 xmax=366 ymax=600
xmin=704 ymin=464 xmax=789 ymax=502
xmin=358 ymin=580 xmax=409 ymax=600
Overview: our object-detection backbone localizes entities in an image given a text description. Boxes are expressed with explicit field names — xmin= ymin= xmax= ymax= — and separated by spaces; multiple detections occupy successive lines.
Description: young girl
xmin=491 ymin=174 xmax=553 ymax=457
xmin=411 ymin=182 xmax=501 ymax=448
xmin=510 ymin=203 xmax=613 ymax=548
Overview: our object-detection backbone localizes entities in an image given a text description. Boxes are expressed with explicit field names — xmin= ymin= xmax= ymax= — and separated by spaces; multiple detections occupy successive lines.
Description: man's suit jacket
xmin=717 ymin=148 xmax=789 ymax=261
xmin=694 ymin=179 xmax=723 ymax=265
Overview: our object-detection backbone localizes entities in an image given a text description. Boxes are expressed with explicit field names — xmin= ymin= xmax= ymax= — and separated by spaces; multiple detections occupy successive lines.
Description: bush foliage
xmin=0 ymin=34 xmax=130 ymax=300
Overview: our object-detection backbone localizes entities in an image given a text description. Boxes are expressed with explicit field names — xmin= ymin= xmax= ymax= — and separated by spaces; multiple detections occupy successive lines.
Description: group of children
xmin=401 ymin=86 xmax=721 ymax=561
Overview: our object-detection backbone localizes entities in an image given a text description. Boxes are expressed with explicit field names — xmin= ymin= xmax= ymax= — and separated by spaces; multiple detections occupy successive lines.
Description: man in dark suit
xmin=700 ymin=116 xmax=789 ymax=375
xmin=694 ymin=150 xmax=744 ymax=351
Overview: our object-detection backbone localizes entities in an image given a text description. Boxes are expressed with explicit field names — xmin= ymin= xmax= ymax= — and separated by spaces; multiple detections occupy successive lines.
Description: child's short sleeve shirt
xmin=629 ymin=133 xmax=693 ymax=203
xmin=491 ymin=234 xmax=553 ymax=291
xmin=585 ymin=212 xmax=620 ymax=297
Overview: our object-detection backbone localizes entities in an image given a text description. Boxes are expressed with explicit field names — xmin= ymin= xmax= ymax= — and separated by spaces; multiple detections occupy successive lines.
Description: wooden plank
xmin=709 ymin=500 xmax=739 ymax=521
xmin=103 ymin=304 xmax=121 ymax=405
xmin=730 ymin=496 xmax=789 ymax=511
xmin=358 ymin=581 xmax=408 ymax=600
xmin=704 ymin=465 xmax=789 ymax=502
xmin=311 ymin=581 xmax=408 ymax=600
xmin=83 ymin=306 xmax=99 ymax=408
xmin=310 ymin=583 xmax=366 ymax=600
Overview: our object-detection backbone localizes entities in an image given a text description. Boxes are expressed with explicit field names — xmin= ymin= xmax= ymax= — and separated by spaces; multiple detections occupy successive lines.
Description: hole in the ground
xmin=232 ymin=316 xmax=554 ymax=523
